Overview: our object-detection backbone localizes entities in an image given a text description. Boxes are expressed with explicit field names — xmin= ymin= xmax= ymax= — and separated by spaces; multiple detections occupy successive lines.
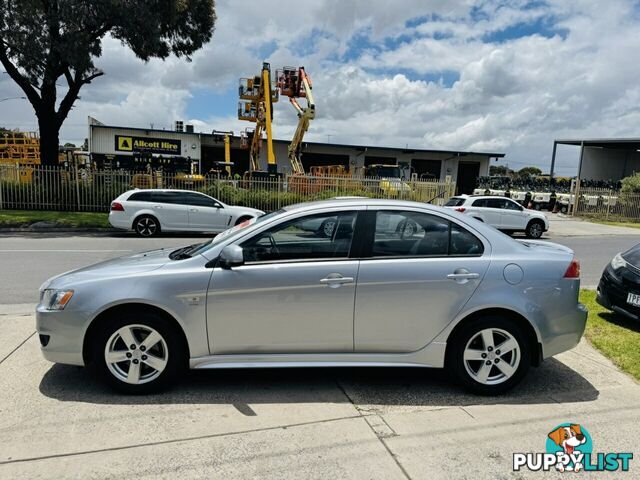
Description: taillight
xmin=455 ymin=207 xmax=466 ymax=212
xmin=564 ymin=259 xmax=580 ymax=278
xmin=110 ymin=202 xmax=124 ymax=212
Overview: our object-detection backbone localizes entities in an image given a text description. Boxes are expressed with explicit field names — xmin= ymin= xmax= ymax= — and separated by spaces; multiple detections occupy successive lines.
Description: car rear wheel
xmin=134 ymin=215 xmax=160 ymax=237
xmin=448 ymin=316 xmax=531 ymax=395
xmin=525 ymin=220 xmax=544 ymax=239
xmin=91 ymin=312 xmax=185 ymax=394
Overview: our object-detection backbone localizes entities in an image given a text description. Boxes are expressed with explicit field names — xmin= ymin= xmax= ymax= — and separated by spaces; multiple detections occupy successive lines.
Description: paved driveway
xmin=1 ymin=304 xmax=638 ymax=479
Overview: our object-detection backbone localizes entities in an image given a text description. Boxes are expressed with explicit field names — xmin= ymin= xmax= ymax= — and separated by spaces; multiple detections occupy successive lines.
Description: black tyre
xmin=134 ymin=215 xmax=160 ymax=237
xmin=525 ymin=220 xmax=544 ymax=239
xmin=90 ymin=311 xmax=186 ymax=394
xmin=448 ymin=316 xmax=531 ymax=395
xmin=318 ymin=218 xmax=337 ymax=238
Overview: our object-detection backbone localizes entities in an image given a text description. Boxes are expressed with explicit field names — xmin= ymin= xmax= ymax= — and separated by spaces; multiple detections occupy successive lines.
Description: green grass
xmin=581 ymin=289 xmax=640 ymax=381
xmin=589 ymin=219 xmax=640 ymax=229
xmin=0 ymin=210 xmax=110 ymax=228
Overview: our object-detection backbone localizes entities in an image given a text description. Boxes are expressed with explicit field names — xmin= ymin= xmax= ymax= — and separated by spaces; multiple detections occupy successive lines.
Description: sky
xmin=2 ymin=0 xmax=640 ymax=176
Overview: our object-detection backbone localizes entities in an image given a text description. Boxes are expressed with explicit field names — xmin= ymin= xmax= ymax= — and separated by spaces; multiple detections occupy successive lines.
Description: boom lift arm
xmin=276 ymin=67 xmax=315 ymax=175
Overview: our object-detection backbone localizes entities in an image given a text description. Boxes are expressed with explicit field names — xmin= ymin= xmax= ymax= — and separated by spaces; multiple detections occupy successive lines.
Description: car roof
xmin=125 ymin=189 xmax=209 ymax=194
xmin=282 ymin=198 xmax=448 ymax=213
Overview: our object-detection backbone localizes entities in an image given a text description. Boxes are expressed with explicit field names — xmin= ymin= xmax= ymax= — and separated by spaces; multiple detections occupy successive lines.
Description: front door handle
xmin=320 ymin=274 xmax=354 ymax=288
xmin=447 ymin=269 xmax=480 ymax=283
xmin=189 ymin=208 xmax=199 ymax=212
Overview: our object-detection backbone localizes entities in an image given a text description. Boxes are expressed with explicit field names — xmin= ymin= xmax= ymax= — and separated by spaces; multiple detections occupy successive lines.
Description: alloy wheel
xmin=136 ymin=218 xmax=157 ymax=236
xmin=463 ymin=328 xmax=520 ymax=385
xmin=528 ymin=222 xmax=543 ymax=238
xmin=323 ymin=220 xmax=336 ymax=237
xmin=104 ymin=324 xmax=169 ymax=385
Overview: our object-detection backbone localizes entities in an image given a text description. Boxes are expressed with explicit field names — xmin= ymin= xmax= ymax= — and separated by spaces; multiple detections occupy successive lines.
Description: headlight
xmin=610 ymin=253 xmax=627 ymax=271
xmin=41 ymin=289 xmax=74 ymax=310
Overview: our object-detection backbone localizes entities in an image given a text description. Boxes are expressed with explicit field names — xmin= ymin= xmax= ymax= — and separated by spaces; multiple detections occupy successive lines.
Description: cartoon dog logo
xmin=548 ymin=424 xmax=587 ymax=472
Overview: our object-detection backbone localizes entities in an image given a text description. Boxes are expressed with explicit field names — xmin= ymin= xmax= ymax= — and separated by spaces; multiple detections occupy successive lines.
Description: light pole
xmin=0 ymin=96 xmax=26 ymax=103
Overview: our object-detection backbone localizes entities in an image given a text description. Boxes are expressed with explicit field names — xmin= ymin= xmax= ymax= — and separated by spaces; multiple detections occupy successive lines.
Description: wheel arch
xmin=131 ymin=212 xmax=161 ymax=230
xmin=82 ymin=302 xmax=190 ymax=366
xmin=235 ymin=214 xmax=255 ymax=225
xmin=444 ymin=307 xmax=542 ymax=367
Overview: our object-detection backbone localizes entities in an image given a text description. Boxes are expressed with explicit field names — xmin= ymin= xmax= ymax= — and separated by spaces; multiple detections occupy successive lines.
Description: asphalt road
xmin=1 ymin=226 xmax=639 ymax=478
xmin=0 ymin=230 xmax=637 ymax=304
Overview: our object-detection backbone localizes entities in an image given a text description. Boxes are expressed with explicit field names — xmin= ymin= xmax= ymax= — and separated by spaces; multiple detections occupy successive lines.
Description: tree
xmin=0 ymin=1 xmax=216 ymax=165
xmin=621 ymin=172 xmax=640 ymax=194
xmin=489 ymin=165 xmax=511 ymax=176
xmin=517 ymin=166 xmax=543 ymax=177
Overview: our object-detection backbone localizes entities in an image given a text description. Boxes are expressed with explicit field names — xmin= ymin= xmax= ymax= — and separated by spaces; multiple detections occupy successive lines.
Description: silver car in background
xmin=37 ymin=198 xmax=587 ymax=395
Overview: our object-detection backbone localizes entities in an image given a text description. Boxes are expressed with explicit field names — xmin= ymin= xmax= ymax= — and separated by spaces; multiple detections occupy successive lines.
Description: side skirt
xmin=189 ymin=342 xmax=447 ymax=370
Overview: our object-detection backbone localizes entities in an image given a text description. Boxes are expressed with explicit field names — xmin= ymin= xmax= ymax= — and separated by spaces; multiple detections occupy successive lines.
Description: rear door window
xmin=369 ymin=210 xmax=484 ymax=257
xmin=127 ymin=191 xmax=153 ymax=202
xmin=444 ymin=197 xmax=466 ymax=207
xmin=472 ymin=198 xmax=488 ymax=207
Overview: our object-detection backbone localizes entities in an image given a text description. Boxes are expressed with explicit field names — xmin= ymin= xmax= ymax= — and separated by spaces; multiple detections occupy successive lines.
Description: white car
xmin=444 ymin=195 xmax=549 ymax=238
xmin=109 ymin=189 xmax=264 ymax=236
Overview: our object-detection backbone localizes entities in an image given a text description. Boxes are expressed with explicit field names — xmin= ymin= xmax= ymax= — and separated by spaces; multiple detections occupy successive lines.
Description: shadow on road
xmin=39 ymin=358 xmax=598 ymax=409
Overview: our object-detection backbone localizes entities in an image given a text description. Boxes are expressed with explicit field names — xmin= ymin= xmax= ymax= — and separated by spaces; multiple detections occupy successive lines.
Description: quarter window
xmin=241 ymin=212 xmax=357 ymax=263
xmin=371 ymin=210 xmax=483 ymax=257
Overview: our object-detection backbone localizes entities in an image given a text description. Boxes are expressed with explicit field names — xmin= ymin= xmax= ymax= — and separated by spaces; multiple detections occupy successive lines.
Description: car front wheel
xmin=91 ymin=312 xmax=185 ymax=394
xmin=448 ymin=316 xmax=531 ymax=395
xmin=525 ymin=220 xmax=544 ymax=239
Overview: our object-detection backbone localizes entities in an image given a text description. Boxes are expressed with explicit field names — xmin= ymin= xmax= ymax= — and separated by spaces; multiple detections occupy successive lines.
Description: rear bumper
xmin=541 ymin=302 xmax=588 ymax=359
xmin=108 ymin=212 xmax=131 ymax=230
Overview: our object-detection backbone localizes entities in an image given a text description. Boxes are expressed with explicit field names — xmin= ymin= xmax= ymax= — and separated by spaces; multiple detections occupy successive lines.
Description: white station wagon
xmin=109 ymin=189 xmax=264 ymax=236
xmin=445 ymin=195 xmax=549 ymax=238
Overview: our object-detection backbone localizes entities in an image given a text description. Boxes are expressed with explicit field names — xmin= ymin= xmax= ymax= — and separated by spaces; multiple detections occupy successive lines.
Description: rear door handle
xmin=320 ymin=274 xmax=354 ymax=288
xmin=447 ymin=269 xmax=480 ymax=284
xmin=189 ymin=208 xmax=198 ymax=212
xmin=153 ymin=205 xmax=163 ymax=209
xmin=447 ymin=273 xmax=480 ymax=280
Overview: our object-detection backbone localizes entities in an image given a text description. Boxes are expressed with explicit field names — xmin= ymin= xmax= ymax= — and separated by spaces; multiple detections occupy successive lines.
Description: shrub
xmin=621 ymin=173 xmax=640 ymax=194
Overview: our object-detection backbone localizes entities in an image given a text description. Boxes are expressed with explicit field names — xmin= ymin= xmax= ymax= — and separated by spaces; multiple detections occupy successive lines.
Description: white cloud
xmin=2 ymin=0 xmax=640 ymax=174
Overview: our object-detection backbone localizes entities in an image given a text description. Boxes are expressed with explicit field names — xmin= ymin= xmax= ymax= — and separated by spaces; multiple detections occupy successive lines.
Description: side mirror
xmin=219 ymin=244 xmax=244 ymax=269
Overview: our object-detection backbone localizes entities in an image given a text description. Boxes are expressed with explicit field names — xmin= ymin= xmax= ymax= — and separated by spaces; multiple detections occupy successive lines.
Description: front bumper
xmin=597 ymin=267 xmax=640 ymax=320
xmin=36 ymin=305 xmax=86 ymax=366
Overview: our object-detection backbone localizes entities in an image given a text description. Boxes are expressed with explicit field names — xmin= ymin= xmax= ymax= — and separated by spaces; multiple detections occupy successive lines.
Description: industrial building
xmin=88 ymin=118 xmax=505 ymax=193
xmin=550 ymin=138 xmax=640 ymax=182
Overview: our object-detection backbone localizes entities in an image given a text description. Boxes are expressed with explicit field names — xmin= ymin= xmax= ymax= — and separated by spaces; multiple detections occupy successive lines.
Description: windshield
xmin=371 ymin=166 xmax=402 ymax=178
xmin=444 ymin=197 xmax=466 ymax=207
xmin=179 ymin=210 xmax=285 ymax=258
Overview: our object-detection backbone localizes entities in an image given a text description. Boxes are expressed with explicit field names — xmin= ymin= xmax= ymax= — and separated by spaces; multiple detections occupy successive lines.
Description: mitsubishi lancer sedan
xmin=37 ymin=198 xmax=587 ymax=395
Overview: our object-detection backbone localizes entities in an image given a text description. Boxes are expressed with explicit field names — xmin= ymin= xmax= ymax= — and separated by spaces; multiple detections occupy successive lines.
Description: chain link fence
xmin=0 ymin=164 xmax=456 ymax=213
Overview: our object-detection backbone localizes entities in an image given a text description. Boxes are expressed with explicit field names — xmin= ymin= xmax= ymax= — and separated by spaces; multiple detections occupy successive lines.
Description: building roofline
xmin=90 ymin=123 xmax=505 ymax=158
xmin=554 ymin=138 xmax=640 ymax=146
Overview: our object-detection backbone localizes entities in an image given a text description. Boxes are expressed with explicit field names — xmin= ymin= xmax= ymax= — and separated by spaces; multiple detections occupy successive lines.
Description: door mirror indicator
xmin=219 ymin=244 xmax=244 ymax=269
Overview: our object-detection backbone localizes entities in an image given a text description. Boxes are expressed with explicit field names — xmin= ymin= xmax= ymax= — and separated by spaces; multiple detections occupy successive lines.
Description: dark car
xmin=597 ymin=243 xmax=640 ymax=319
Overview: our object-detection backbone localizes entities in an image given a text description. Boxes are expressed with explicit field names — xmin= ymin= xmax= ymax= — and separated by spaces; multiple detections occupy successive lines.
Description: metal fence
xmin=572 ymin=186 xmax=640 ymax=222
xmin=0 ymin=164 xmax=456 ymax=213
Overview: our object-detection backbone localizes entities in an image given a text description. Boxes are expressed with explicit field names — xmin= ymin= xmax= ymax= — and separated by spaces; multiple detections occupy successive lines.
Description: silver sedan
xmin=37 ymin=198 xmax=587 ymax=395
